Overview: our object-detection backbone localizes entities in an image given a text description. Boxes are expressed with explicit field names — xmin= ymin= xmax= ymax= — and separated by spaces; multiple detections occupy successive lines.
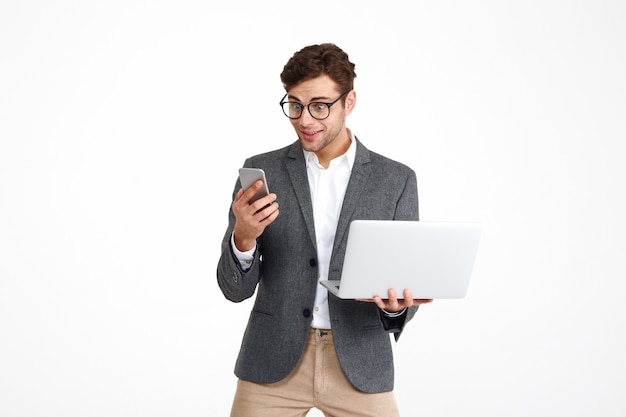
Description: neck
xmin=315 ymin=131 xmax=351 ymax=168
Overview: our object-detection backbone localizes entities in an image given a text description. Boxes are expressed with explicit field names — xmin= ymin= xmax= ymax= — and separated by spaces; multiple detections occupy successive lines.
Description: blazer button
xmin=302 ymin=309 xmax=311 ymax=318
xmin=309 ymin=258 xmax=317 ymax=267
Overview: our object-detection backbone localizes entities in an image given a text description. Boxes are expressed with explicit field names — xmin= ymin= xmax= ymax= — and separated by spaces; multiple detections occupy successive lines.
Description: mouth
xmin=300 ymin=130 xmax=322 ymax=141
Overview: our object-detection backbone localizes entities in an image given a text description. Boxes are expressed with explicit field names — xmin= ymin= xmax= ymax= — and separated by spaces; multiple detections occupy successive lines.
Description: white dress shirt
xmin=305 ymin=132 xmax=355 ymax=328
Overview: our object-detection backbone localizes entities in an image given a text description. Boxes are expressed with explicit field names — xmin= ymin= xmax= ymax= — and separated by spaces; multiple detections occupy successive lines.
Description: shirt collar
xmin=303 ymin=128 xmax=357 ymax=170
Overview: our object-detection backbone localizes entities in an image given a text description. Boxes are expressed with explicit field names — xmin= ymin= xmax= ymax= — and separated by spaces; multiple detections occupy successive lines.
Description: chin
xmin=299 ymin=139 xmax=319 ymax=152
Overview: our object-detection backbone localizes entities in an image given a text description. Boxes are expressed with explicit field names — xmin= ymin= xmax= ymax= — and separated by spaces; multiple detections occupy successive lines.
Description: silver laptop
xmin=320 ymin=220 xmax=482 ymax=299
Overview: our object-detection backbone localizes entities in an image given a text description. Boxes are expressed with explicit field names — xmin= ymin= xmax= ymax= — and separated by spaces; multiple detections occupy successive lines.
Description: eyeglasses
xmin=279 ymin=91 xmax=348 ymax=120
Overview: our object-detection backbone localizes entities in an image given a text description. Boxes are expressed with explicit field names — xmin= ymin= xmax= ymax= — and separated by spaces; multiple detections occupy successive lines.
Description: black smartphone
xmin=238 ymin=168 xmax=270 ymax=203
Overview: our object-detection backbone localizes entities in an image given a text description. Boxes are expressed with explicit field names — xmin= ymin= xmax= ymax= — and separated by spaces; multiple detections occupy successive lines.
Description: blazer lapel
xmin=332 ymin=137 xmax=371 ymax=257
xmin=285 ymin=141 xmax=318 ymax=249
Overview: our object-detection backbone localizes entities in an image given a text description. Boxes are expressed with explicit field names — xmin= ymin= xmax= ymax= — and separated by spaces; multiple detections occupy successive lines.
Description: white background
xmin=1 ymin=1 xmax=625 ymax=416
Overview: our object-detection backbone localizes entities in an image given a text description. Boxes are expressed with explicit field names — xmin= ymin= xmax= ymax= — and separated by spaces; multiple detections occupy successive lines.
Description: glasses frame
xmin=279 ymin=91 xmax=349 ymax=120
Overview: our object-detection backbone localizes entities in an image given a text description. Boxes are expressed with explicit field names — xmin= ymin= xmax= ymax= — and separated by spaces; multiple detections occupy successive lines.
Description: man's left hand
xmin=361 ymin=288 xmax=433 ymax=313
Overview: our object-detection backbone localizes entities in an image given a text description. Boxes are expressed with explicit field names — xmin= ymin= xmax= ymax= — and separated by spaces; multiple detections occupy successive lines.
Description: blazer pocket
xmin=250 ymin=308 xmax=273 ymax=318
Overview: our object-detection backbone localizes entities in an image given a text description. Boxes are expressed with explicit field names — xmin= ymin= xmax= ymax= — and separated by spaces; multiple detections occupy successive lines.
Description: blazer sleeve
xmin=379 ymin=305 xmax=419 ymax=341
xmin=217 ymin=238 xmax=263 ymax=303
xmin=216 ymin=176 xmax=264 ymax=303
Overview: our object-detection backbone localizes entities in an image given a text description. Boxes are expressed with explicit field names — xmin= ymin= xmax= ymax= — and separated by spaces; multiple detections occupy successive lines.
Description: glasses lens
xmin=308 ymin=103 xmax=330 ymax=120
xmin=282 ymin=102 xmax=302 ymax=119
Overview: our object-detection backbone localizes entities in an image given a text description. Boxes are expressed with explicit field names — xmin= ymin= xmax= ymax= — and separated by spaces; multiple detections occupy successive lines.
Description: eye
xmin=312 ymin=103 xmax=327 ymax=111
xmin=290 ymin=102 xmax=303 ymax=111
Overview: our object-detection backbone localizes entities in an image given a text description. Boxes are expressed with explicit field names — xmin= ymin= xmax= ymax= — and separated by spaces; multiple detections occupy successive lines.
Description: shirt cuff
xmin=230 ymin=233 xmax=256 ymax=271
xmin=381 ymin=308 xmax=407 ymax=318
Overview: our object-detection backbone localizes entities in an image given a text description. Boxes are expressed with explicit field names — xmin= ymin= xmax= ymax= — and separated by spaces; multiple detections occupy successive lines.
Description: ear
xmin=344 ymin=90 xmax=356 ymax=116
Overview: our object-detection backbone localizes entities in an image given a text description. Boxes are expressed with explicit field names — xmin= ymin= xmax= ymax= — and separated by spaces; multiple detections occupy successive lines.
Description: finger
xmin=239 ymin=179 xmax=266 ymax=204
xmin=372 ymin=295 xmax=386 ymax=309
xmin=257 ymin=202 xmax=280 ymax=224
xmin=232 ymin=188 xmax=245 ymax=206
xmin=386 ymin=288 xmax=400 ymax=310
xmin=251 ymin=193 xmax=277 ymax=213
xmin=401 ymin=289 xmax=413 ymax=306
xmin=251 ymin=194 xmax=278 ymax=215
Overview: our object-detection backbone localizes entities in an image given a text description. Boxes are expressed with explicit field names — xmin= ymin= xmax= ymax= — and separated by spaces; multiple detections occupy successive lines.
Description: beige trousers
xmin=230 ymin=328 xmax=400 ymax=417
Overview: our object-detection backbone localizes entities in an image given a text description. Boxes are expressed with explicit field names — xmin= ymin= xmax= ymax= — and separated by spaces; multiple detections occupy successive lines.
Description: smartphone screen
xmin=238 ymin=168 xmax=270 ymax=203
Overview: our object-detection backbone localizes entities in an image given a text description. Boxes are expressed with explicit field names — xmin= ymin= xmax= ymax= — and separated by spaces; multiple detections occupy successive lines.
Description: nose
xmin=299 ymin=106 xmax=316 ymax=125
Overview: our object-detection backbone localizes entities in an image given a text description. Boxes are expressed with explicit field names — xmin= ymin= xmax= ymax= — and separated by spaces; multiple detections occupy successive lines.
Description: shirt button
xmin=314 ymin=306 xmax=319 ymax=312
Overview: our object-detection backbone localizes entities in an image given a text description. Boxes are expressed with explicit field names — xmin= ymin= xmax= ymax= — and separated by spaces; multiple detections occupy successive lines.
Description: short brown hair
xmin=280 ymin=43 xmax=356 ymax=94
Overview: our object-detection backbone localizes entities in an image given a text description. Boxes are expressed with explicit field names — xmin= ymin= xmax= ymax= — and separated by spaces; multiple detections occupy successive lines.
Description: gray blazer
xmin=217 ymin=137 xmax=420 ymax=393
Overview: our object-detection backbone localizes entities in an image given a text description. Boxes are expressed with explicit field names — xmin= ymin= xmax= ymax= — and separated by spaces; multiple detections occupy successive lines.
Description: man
xmin=217 ymin=43 xmax=432 ymax=417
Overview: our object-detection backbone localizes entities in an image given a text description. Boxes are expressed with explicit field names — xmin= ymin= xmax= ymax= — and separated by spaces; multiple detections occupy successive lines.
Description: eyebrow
xmin=287 ymin=94 xmax=333 ymax=103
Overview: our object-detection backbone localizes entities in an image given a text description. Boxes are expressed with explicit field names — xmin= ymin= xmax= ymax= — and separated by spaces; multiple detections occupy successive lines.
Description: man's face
xmin=285 ymin=74 xmax=355 ymax=160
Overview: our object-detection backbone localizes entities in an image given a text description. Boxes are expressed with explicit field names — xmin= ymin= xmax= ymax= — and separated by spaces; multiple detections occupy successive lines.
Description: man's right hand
xmin=232 ymin=180 xmax=279 ymax=252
